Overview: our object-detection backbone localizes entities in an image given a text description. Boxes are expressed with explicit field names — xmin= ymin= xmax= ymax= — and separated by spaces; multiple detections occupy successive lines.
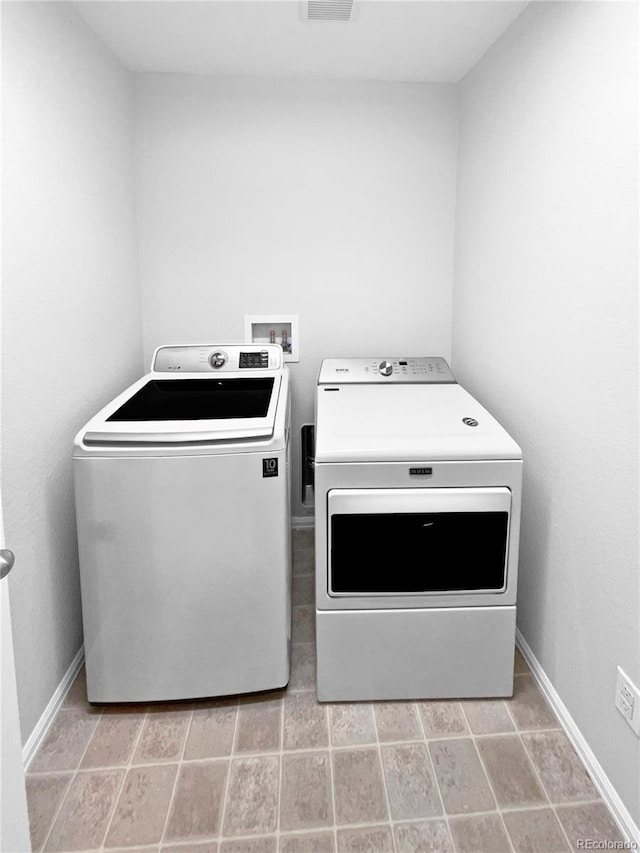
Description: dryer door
xmin=328 ymin=487 xmax=511 ymax=597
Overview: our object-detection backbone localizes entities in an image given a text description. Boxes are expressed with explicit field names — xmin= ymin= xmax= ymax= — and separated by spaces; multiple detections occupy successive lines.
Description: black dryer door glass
xmin=107 ymin=378 xmax=274 ymax=422
xmin=330 ymin=512 xmax=508 ymax=594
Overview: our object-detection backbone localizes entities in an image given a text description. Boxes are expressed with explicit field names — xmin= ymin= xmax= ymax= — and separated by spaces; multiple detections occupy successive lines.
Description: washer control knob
xmin=378 ymin=361 xmax=393 ymax=376
xmin=209 ymin=350 xmax=227 ymax=369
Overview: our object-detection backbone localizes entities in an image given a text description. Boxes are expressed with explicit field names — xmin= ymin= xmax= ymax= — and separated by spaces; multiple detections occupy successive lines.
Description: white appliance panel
xmin=327 ymin=487 xmax=511 ymax=598
xmin=74 ymin=449 xmax=291 ymax=702
xmin=315 ymin=461 xmax=522 ymax=611
xmin=316 ymin=606 xmax=517 ymax=701
xmin=315 ymin=383 xmax=521 ymax=463
xmin=318 ymin=357 xmax=455 ymax=384
xmin=313 ymin=354 xmax=523 ymax=701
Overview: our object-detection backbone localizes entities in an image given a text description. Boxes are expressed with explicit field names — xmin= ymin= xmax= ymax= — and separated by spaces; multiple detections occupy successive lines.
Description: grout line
xmin=419 ymin=714 xmax=454 ymax=852
xmin=275 ymin=690 xmax=286 ymax=845
xmin=371 ymin=706 xmax=396 ymax=853
xmin=36 ymin=693 xmax=104 ymax=853
xmin=470 ymin=732 xmax=516 ymax=853
xmin=516 ymin=725 xmax=578 ymax=852
xmin=216 ymin=700 xmax=240 ymax=843
xmin=99 ymin=704 xmax=153 ymax=851
xmin=157 ymin=704 xmax=195 ymax=848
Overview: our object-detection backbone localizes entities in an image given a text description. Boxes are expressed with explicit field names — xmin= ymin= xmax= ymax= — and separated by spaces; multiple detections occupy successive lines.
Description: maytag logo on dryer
xmin=409 ymin=467 xmax=433 ymax=476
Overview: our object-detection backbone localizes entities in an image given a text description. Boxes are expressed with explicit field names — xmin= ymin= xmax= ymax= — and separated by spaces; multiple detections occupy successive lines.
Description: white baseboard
xmin=23 ymin=645 xmax=85 ymax=771
xmin=292 ymin=515 xmax=314 ymax=529
xmin=516 ymin=629 xmax=640 ymax=845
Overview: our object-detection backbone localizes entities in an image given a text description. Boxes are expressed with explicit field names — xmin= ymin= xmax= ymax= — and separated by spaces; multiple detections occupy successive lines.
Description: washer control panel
xmin=153 ymin=344 xmax=283 ymax=373
xmin=318 ymin=357 xmax=456 ymax=384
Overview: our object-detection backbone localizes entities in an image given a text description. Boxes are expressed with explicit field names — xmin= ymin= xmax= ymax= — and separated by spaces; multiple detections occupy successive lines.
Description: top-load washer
xmin=314 ymin=356 xmax=522 ymax=701
xmin=74 ymin=343 xmax=291 ymax=703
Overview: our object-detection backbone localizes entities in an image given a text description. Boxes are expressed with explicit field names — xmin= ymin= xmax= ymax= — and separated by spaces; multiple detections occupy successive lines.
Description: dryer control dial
xmin=209 ymin=350 xmax=228 ymax=369
xmin=378 ymin=361 xmax=393 ymax=376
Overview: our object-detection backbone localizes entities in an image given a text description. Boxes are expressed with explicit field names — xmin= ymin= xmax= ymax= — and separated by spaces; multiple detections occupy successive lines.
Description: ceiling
xmin=75 ymin=0 xmax=529 ymax=83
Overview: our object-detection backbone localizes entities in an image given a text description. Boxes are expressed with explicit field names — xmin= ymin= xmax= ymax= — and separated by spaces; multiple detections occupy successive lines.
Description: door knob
xmin=0 ymin=549 xmax=15 ymax=580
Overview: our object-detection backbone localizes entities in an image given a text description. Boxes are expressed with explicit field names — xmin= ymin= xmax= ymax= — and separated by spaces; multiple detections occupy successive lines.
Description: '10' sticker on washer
xmin=262 ymin=458 xmax=279 ymax=478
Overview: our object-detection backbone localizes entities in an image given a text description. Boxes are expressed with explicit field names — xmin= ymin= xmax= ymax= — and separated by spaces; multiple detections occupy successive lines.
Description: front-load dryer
xmin=314 ymin=356 xmax=522 ymax=702
xmin=74 ymin=344 xmax=291 ymax=703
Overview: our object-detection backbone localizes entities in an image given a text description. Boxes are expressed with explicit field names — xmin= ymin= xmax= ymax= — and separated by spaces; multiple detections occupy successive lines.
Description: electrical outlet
xmin=615 ymin=667 xmax=640 ymax=736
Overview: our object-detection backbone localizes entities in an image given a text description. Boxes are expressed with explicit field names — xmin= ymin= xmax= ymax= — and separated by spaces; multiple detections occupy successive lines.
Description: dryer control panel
xmin=318 ymin=357 xmax=456 ymax=384
xmin=152 ymin=344 xmax=283 ymax=373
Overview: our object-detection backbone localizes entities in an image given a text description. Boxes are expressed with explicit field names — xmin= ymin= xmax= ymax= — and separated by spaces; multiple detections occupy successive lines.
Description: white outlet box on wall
xmin=615 ymin=666 xmax=640 ymax=736
xmin=244 ymin=315 xmax=299 ymax=362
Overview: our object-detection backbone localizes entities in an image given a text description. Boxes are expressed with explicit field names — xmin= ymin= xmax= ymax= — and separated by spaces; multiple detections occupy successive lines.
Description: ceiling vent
xmin=302 ymin=0 xmax=355 ymax=22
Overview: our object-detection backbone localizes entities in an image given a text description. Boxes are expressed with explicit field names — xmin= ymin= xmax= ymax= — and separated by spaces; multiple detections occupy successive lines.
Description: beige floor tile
xmin=292 ymin=528 xmax=314 ymax=551
xmin=220 ymin=838 xmax=277 ymax=853
xmin=223 ymin=756 xmax=280 ymax=837
xmin=62 ymin=667 xmax=88 ymax=709
xmin=279 ymin=830 xmax=335 ymax=852
xmin=329 ymin=703 xmax=376 ymax=747
xmin=507 ymin=675 xmax=558 ymax=730
xmin=81 ymin=708 xmax=146 ymax=768
xmin=44 ymin=768 xmax=124 ymax=851
xmin=515 ymin=648 xmax=530 ymax=674
xmin=163 ymin=844 xmax=218 ymax=853
xmin=393 ymin=819 xmax=454 ymax=853
xmin=476 ymin=735 xmax=546 ymax=808
xmin=428 ymin=738 xmax=495 ymax=815
xmin=336 ymin=826 xmax=394 ymax=853
xmin=29 ymin=709 xmax=101 ymax=773
xmin=418 ymin=701 xmax=468 ymax=738
xmin=293 ymin=551 xmax=315 ymax=576
xmin=448 ymin=814 xmax=511 ymax=853
xmin=462 ymin=700 xmax=515 ymax=735
xmin=105 ymin=763 xmax=177 ymax=848
xmin=293 ymin=574 xmax=315 ymax=606
xmin=556 ymin=802 xmax=625 ymax=847
xmin=185 ymin=700 xmax=237 ymax=759
xmin=374 ymin=702 xmax=422 ymax=742
xmin=283 ymin=691 xmax=328 ymax=750
xmin=332 ymin=747 xmax=388 ymax=825
xmin=380 ymin=742 xmax=442 ymax=820
xmin=25 ymin=773 xmax=73 ymax=852
xmin=522 ymin=731 xmax=599 ymax=803
xmin=289 ymin=644 xmax=317 ymax=692
xmin=292 ymin=607 xmax=316 ymax=643
xmin=280 ymin=752 xmax=333 ymax=831
xmin=235 ymin=693 xmax=283 ymax=754
xmin=133 ymin=706 xmax=192 ymax=764
xmin=165 ymin=760 xmax=229 ymax=842
xmin=503 ymin=808 xmax=571 ymax=852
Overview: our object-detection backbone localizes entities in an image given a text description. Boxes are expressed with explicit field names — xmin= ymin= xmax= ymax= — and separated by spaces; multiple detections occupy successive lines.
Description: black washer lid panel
xmin=106 ymin=378 xmax=275 ymax=422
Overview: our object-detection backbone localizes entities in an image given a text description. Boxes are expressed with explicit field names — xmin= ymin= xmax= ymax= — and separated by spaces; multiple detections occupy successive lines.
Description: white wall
xmin=453 ymin=1 xmax=639 ymax=822
xmin=2 ymin=2 xmax=143 ymax=741
xmin=134 ymin=75 xmax=458 ymax=516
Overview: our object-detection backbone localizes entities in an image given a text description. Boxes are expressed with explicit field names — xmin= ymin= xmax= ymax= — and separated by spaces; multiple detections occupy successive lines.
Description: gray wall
xmin=133 ymin=74 xmax=459 ymax=517
xmin=453 ymin=1 xmax=639 ymax=822
xmin=2 ymin=2 xmax=143 ymax=741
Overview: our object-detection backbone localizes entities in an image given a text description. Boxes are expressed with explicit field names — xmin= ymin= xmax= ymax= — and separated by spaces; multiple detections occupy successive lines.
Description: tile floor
xmin=25 ymin=529 xmax=625 ymax=853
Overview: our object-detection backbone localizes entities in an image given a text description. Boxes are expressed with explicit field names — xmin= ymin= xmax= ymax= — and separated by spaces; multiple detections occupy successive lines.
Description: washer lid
xmin=80 ymin=372 xmax=282 ymax=445
xmin=315 ymin=383 xmax=521 ymax=462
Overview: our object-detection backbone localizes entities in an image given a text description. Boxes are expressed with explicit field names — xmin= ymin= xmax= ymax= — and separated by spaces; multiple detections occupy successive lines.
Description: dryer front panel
xmin=323 ymin=486 xmax=516 ymax=609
